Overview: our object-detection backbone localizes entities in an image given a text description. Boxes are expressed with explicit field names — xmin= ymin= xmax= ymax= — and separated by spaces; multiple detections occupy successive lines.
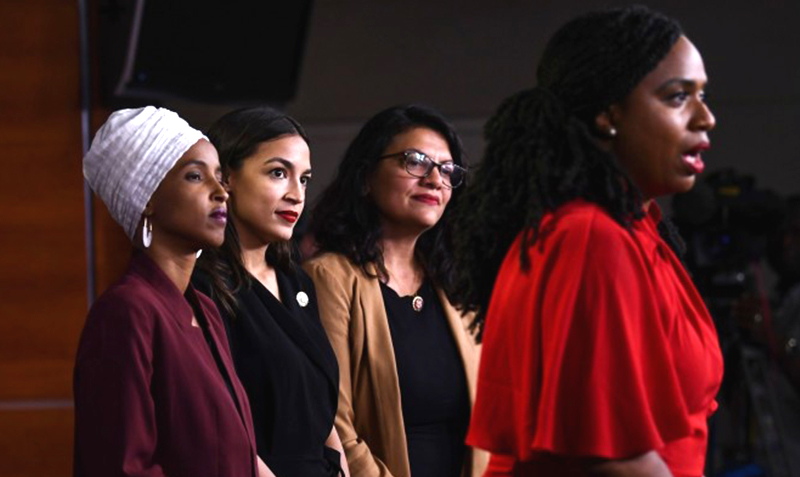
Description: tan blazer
xmin=304 ymin=253 xmax=488 ymax=477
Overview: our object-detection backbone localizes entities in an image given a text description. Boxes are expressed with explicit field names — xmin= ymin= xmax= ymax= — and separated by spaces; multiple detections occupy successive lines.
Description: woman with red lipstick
xmin=192 ymin=106 xmax=348 ymax=477
xmin=451 ymin=6 xmax=722 ymax=477
xmin=75 ymin=107 xmax=265 ymax=476
xmin=305 ymin=105 xmax=486 ymax=477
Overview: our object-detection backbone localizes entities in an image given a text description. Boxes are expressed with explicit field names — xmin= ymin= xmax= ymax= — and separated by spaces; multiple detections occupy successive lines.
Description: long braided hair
xmin=451 ymin=5 xmax=687 ymax=339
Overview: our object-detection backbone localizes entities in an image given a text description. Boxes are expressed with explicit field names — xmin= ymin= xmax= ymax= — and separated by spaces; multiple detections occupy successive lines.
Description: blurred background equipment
xmin=98 ymin=0 xmax=314 ymax=105
xmin=674 ymin=171 xmax=800 ymax=477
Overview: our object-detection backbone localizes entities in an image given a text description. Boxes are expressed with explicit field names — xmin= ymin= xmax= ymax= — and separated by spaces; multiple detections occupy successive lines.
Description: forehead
xmin=637 ymin=36 xmax=707 ymax=89
xmin=174 ymin=138 xmax=220 ymax=168
xmin=385 ymin=127 xmax=452 ymax=158
xmin=251 ymin=134 xmax=311 ymax=168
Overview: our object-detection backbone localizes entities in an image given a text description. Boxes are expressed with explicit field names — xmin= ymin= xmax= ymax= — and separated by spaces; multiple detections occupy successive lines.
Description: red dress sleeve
xmin=468 ymin=205 xmax=694 ymax=460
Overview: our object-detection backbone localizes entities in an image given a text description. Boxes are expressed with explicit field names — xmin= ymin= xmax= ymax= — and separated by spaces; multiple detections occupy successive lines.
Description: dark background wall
xmin=177 ymin=0 xmax=800 ymax=202
xmin=0 ymin=1 xmax=797 ymax=475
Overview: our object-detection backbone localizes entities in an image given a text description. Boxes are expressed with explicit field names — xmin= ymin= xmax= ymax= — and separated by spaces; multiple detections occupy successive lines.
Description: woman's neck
xmin=232 ymin=216 xmax=273 ymax=280
xmin=240 ymin=243 xmax=271 ymax=280
xmin=380 ymin=234 xmax=423 ymax=296
xmin=235 ymin=224 xmax=280 ymax=300
xmin=144 ymin=246 xmax=195 ymax=293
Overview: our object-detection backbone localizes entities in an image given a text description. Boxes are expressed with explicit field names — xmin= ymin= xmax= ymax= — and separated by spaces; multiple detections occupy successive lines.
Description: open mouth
xmin=682 ymin=143 xmax=709 ymax=175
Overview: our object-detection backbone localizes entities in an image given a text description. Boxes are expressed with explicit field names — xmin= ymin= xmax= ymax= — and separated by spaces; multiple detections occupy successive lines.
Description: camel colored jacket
xmin=304 ymin=252 xmax=488 ymax=477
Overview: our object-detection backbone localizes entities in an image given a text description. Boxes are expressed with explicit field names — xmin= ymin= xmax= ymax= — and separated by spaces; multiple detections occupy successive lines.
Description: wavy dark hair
xmin=309 ymin=104 xmax=465 ymax=297
xmin=451 ymin=5 xmax=689 ymax=339
xmin=197 ymin=105 xmax=309 ymax=316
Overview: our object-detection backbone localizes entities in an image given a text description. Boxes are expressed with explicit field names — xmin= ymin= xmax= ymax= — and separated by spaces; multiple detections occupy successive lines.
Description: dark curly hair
xmin=309 ymin=104 xmax=465 ymax=296
xmin=451 ymin=5 xmax=688 ymax=339
xmin=196 ymin=105 xmax=309 ymax=317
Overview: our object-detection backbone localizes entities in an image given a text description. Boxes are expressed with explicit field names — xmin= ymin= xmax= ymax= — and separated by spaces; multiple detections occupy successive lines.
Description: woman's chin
xmin=671 ymin=176 xmax=698 ymax=196
xmin=198 ymin=234 xmax=225 ymax=250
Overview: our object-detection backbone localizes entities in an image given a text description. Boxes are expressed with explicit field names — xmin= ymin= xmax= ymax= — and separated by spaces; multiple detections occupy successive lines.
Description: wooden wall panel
xmin=0 ymin=408 xmax=73 ymax=477
xmin=0 ymin=0 xmax=85 ymax=398
xmin=93 ymin=194 xmax=133 ymax=297
xmin=0 ymin=0 xmax=85 ymax=475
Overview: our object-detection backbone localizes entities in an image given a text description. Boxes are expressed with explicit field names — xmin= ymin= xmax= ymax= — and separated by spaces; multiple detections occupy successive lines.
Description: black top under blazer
xmin=193 ymin=265 xmax=341 ymax=477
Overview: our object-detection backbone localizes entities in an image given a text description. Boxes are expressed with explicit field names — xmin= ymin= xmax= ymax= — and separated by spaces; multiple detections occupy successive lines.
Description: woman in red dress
xmin=451 ymin=6 xmax=723 ymax=477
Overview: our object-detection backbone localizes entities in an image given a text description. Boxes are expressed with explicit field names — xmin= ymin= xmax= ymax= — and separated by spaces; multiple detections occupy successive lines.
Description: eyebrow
xmin=180 ymin=158 xmax=220 ymax=171
xmin=181 ymin=159 xmax=207 ymax=168
xmin=657 ymin=77 xmax=708 ymax=91
xmin=181 ymin=159 xmax=222 ymax=174
xmin=408 ymin=148 xmax=454 ymax=163
xmin=264 ymin=157 xmax=312 ymax=175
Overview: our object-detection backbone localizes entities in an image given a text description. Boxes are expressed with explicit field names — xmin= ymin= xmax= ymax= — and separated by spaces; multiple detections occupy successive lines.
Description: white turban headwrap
xmin=83 ymin=106 xmax=207 ymax=240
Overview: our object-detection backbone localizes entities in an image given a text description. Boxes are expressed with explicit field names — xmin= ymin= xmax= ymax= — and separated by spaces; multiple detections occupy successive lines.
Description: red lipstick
xmin=276 ymin=210 xmax=299 ymax=224
xmin=412 ymin=194 xmax=441 ymax=206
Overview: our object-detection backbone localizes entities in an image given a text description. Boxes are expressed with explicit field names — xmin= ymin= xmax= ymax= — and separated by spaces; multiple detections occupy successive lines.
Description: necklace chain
xmin=385 ymin=266 xmax=425 ymax=312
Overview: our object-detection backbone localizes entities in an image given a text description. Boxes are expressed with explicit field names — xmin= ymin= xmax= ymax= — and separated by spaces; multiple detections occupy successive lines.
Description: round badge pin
xmin=412 ymin=295 xmax=424 ymax=312
xmin=296 ymin=291 xmax=309 ymax=307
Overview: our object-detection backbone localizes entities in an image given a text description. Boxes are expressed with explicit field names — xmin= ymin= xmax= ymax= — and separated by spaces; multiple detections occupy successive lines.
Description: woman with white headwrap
xmin=74 ymin=107 xmax=273 ymax=477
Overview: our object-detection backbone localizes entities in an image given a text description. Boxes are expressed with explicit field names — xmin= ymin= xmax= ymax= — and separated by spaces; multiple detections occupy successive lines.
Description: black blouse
xmin=193 ymin=266 xmax=341 ymax=477
xmin=380 ymin=280 xmax=470 ymax=477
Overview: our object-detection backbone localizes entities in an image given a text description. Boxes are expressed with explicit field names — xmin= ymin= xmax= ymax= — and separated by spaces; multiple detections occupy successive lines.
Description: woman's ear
xmin=224 ymin=170 xmax=237 ymax=193
xmin=142 ymin=201 xmax=154 ymax=217
xmin=594 ymin=109 xmax=618 ymax=139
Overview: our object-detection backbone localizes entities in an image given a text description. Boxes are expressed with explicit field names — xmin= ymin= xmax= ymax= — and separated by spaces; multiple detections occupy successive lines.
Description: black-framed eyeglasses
xmin=379 ymin=150 xmax=467 ymax=189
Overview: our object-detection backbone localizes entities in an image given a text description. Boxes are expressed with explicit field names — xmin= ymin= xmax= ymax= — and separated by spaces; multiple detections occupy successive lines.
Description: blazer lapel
xmin=184 ymin=286 xmax=253 ymax=433
xmin=250 ymin=270 xmax=339 ymax=396
xmin=359 ymin=264 xmax=409 ymax=469
xmin=129 ymin=251 xmax=195 ymax=329
xmin=437 ymin=287 xmax=480 ymax=407
xmin=133 ymin=254 xmax=255 ymax=443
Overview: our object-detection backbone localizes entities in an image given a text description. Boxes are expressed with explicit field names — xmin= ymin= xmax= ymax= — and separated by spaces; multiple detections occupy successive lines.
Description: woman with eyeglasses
xmin=304 ymin=104 xmax=486 ymax=477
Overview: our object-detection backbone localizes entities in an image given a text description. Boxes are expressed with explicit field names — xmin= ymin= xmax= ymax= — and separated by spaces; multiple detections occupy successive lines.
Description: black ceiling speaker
xmin=97 ymin=0 xmax=314 ymax=105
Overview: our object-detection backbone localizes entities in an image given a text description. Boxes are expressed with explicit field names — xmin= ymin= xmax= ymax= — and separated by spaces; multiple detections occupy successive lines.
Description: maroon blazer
xmin=74 ymin=252 xmax=258 ymax=477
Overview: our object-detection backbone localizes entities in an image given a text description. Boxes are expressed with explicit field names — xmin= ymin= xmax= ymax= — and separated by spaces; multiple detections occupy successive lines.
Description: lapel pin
xmin=296 ymin=291 xmax=309 ymax=307
xmin=412 ymin=295 xmax=424 ymax=312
